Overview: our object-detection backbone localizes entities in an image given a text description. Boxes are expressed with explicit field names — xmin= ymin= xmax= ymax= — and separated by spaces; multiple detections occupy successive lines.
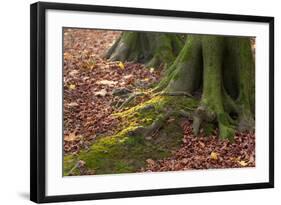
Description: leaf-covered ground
xmin=63 ymin=28 xmax=255 ymax=174
xmin=63 ymin=29 xmax=160 ymax=154
xmin=142 ymin=120 xmax=255 ymax=172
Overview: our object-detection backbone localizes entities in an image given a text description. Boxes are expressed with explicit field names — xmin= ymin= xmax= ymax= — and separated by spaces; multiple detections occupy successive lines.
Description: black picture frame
xmin=30 ymin=1 xmax=274 ymax=203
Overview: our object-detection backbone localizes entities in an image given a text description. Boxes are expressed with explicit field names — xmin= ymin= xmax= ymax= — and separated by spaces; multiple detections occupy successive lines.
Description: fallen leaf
xmin=69 ymin=84 xmax=76 ymax=90
xmin=96 ymin=80 xmax=117 ymax=86
xmin=210 ymin=151 xmax=218 ymax=160
xmin=123 ymin=74 xmax=133 ymax=79
xmin=118 ymin=61 xmax=125 ymax=69
xmin=182 ymin=138 xmax=188 ymax=143
xmin=67 ymin=102 xmax=79 ymax=107
xmin=69 ymin=70 xmax=79 ymax=76
xmin=64 ymin=52 xmax=72 ymax=60
xmin=248 ymin=155 xmax=255 ymax=163
xmin=199 ymin=141 xmax=205 ymax=148
xmin=64 ymin=133 xmax=81 ymax=142
xmin=181 ymin=158 xmax=189 ymax=164
xmin=94 ymin=89 xmax=107 ymax=97
xmin=146 ymin=159 xmax=155 ymax=165
xmin=238 ymin=160 xmax=248 ymax=166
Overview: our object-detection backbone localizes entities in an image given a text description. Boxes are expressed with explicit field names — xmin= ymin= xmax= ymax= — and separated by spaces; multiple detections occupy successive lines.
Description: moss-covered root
xmin=192 ymin=35 xmax=235 ymax=140
xmin=132 ymin=113 xmax=170 ymax=138
xmin=64 ymin=96 xmax=198 ymax=175
xmin=145 ymin=34 xmax=184 ymax=68
xmin=64 ymin=121 xmax=183 ymax=175
xmin=225 ymin=37 xmax=255 ymax=131
xmin=130 ymin=110 xmax=188 ymax=139
xmin=160 ymin=35 xmax=203 ymax=94
xmin=105 ymin=32 xmax=184 ymax=68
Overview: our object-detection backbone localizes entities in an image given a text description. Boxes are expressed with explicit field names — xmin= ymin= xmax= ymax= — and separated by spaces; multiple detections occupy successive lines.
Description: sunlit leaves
xmin=238 ymin=160 xmax=248 ymax=166
xmin=69 ymin=84 xmax=76 ymax=90
xmin=210 ymin=151 xmax=218 ymax=160
xmin=118 ymin=61 xmax=125 ymax=70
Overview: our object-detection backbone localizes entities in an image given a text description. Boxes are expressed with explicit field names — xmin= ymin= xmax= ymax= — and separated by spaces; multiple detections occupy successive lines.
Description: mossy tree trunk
xmin=106 ymin=33 xmax=255 ymax=140
xmin=105 ymin=31 xmax=184 ymax=68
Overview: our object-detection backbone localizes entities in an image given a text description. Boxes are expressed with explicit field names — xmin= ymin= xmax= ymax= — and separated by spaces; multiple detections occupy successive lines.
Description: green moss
xmin=217 ymin=113 xmax=235 ymax=141
xmin=64 ymin=95 xmax=197 ymax=176
xmin=163 ymin=35 xmax=203 ymax=93
xmin=64 ymin=155 xmax=78 ymax=175
xmin=217 ymin=113 xmax=228 ymax=125
xmin=173 ymin=73 xmax=180 ymax=81
xmin=201 ymin=122 xmax=215 ymax=136
xmin=219 ymin=123 xmax=235 ymax=141
xmin=64 ymin=123 xmax=182 ymax=175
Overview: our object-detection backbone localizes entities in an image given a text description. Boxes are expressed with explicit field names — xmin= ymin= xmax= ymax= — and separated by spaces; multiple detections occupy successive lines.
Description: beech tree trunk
xmin=105 ymin=32 xmax=255 ymax=140
xmin=105 ymin=32 xmax=184 ymax=68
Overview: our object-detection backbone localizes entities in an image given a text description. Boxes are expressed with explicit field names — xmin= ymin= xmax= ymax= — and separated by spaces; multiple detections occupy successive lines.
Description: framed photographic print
xmin=30 ymin=1 xmax=274 ymax=203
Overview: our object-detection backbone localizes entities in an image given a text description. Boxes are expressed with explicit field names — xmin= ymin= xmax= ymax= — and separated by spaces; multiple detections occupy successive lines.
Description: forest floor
xmin=63 ymin=29 xmax=255 ymax=175
xmin=63 ymin=29 xmax=160 ymax=154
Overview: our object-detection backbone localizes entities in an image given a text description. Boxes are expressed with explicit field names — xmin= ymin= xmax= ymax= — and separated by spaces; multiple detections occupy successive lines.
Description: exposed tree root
xmin=153 ymin=35 xmax=254 ymax=140
xmin=106 ymin=34 xmax=255 ymax=141
xmin=128 ymin=107 xmax=195 ymax=141
xmin=128 ymin=111 xmax=174 ymax=139
xmin=117 ymin=92 xmax=146 ymax=110
xmin=157 ymin=91 xmax=193 ymax=97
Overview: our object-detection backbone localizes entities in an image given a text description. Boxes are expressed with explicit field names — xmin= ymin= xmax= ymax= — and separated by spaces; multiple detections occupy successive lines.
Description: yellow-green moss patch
xmin=64 ymin=95 xmax=198 ymax=175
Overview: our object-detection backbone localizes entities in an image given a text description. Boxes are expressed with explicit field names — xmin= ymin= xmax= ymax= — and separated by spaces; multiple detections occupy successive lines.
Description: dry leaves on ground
xmin=63 ymin=29 xmax=160 ymax=154
xmin=143 ymin=120 xmax=255 ymax=172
